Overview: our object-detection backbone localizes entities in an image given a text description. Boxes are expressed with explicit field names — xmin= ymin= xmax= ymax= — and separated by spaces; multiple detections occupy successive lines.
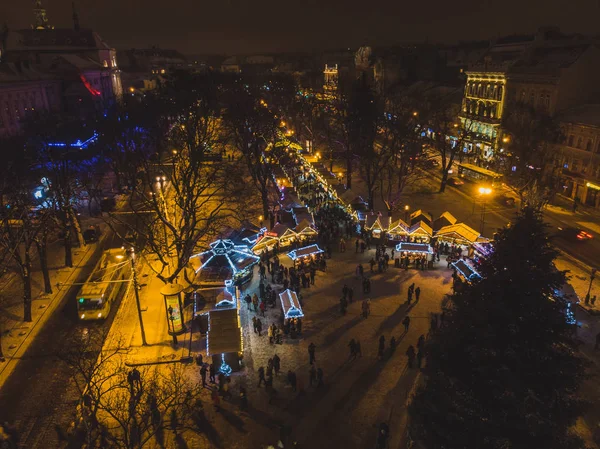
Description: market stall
xmin=395 ymin=242 xmax=434 ymax=269
xmin=191 ymin=239 xmax=260 ymax=287
xmin=432 ymin=211 xmax=457 ymax=232
xmin=295 ymin=219 xmax=318 ymax=244
xmin=387 ymin=218 xmax=410 ymax=242
xmin=252 ymin=223 xmax=298 ymax=254
xmin=395 ymin=242 xmax=433 ymax=255
xmin=364 ymin=213 xmax=386 ymax=240
xmin=434 ymin=223 xmax=480 ymax=246
xmin=279 ymin=289 xmax=304 ymax=319
xmin=410 ymin=209 xmax=433 ymax=227
xmin=451 ymin=259 xmax=482 ymax=284
xmin=408 ymin=221 xmax=433 ymax=243
xmin=287 ymin=244 xmax=324 ymax=266
xmin=207 ymin=307 xmax=243 ymax=374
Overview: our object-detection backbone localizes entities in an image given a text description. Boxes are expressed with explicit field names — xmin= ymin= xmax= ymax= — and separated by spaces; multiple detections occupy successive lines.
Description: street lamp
xmin=585 ymin=268 xmax=597 ymax=304
xmin=128 ymin=248 xmax=147 ymax=346
xmin=404 ymin=204 xmax=410 ymax=222
xmin=478 ymin=187 xmax=492 ymax=235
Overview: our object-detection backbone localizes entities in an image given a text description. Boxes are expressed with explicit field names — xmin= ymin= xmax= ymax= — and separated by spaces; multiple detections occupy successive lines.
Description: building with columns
xmin=460 ymin=28 xmax=600 ymax=162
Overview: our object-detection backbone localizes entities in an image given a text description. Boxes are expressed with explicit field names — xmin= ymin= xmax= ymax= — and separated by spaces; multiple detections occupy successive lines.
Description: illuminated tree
xmin=409 ymin=207 xmax=587 ymax=449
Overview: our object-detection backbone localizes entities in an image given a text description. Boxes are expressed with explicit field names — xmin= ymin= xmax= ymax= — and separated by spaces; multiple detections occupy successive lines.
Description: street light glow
xmin=479 ymin=187 xmax=492 ymax=195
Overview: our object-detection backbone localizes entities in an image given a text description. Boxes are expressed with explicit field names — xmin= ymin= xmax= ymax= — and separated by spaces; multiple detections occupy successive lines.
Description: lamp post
xmin=478 ymin=187 xmax=492 ymax=235
xmin=128 ymin=248 xmax=148 ymax=346
xmin=585 ymin=268 xmax=597 ymax=304
xmin=404 ymin=205 xmax=410 ymax=222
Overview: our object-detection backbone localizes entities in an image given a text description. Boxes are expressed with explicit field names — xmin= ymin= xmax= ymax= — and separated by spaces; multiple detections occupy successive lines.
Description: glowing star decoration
xmin=219 ymin=353 xmax=232 ymax=376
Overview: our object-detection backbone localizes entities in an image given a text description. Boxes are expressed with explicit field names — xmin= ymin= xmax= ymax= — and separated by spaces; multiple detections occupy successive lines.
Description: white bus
xmin=458 ymin=163 xmax=504 ymax=188
xmin=78 ymin=248 xmax=130 ymax=321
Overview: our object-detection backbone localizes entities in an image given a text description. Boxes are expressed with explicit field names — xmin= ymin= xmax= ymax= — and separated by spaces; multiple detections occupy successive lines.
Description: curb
xmin=0 ymin=242 xmax=98 ymax=390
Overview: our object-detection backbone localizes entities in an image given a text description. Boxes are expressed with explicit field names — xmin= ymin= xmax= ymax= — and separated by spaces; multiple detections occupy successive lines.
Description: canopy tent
xmin=452 ymin=259 xmax=482 ymax=283
xmin=287 ymin=244 xmax=324 ymax=261
xmin=395 ymin=242 xmax=433 ymax=254
xmin=435 ymin=223 xmax=480 ymax=245
xmin=191 ymin=239 xmax=260 ymax=286
xmin=410 ymin=210 xmax=432 ymax=226
xmin=409 ymin=221 xmax=433 ymax=241
xmin=388 ymin=218 xmax=409 ymax=238
xmin=433 ymin=211 xmax=457 ymax=232
xmin=279 ymin=289 xmax=304 ymax=319
xmin=207 ymin=308 xmax=242 ymax=355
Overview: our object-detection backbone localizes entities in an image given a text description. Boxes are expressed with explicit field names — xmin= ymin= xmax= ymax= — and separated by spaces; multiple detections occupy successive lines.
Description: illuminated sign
xmin=165 ymin=294 xmax=184 ymax=333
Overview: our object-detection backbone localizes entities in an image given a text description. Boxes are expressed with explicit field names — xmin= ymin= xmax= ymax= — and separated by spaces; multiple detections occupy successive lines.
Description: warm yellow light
xmin=172 ymin=149 xmax=178 ymax=155
xmin=502 ymin=136 xmax=510 ymax=143
xmin=129 ymin=87 xmax=135 ymax=93
xmin=404 ymin=205 xmax=410 ymax=211
xmin=280 ymin=121 xmax=286 ymax=127
xmin=412 ymin=111 xmax=418 ymax=116
xmin=259 ymin=215 xmax=263 ymax=221
xmin=479 ymin=187 xmax=492 ymax=195
xmin=453 ymin=123 xmax=458 ymax=128
xmin=316 ymin=152 xmax=321 ymax=158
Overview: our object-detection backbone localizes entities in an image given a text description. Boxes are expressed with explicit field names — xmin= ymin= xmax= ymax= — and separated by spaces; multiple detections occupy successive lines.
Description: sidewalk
xmin=0 ymin=215 xmax=106 ymax=391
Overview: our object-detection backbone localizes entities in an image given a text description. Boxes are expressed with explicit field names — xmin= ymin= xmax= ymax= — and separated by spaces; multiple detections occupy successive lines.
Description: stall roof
xmin=410 ymin=210 xmax=432 ymax=225
xmin=287 ymin=244 xmax=324 ymax=260
xmin=279 ymin=289 xmax=304 ymax=319
xmin=388 ymin=218 xmax=409 ymax=235
xmin=396 ymin=242 xmax=433 ymax=254
xmin=295 ymin=219 xmax=317 ymax=234
xmin=452 ymin=259 xmax=481 ymax=283
xmin=409 ymin=221 xmax=433 ymax=237
xmin=433 ymin=211 xmax=457 ymax=231
xmin=340 ymin=189 xmax=358 ymax=204
xmin=365 ymin=213 xmax=384 ymax=230
xmin=435 ymin=223 xmax=480 ymax=244
xmin=270 ymin=223 xmax=296 ymax=239
xmin=207 ymin=308 xmax=242 ymax=355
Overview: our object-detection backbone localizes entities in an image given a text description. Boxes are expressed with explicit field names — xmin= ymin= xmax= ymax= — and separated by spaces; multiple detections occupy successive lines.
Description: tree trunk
xmin=261 ymin=192 xmax=270 ymax=229
xmin=64 ymin=225 xmax=73 ymax=268
xmin=368 ymin=190 xmax=375 ymax=212
xmin=0 ymin=321 xmax=5 ymax=361
xmin=346 ymin=150 xmax=352 ymax=189
xmin=439 ymin=169 xmax=448 ymax=193
xmin=36 ymin=237 xmax=53 ymax=294
xmin=23 ymin=250 xmax=33 ymax=322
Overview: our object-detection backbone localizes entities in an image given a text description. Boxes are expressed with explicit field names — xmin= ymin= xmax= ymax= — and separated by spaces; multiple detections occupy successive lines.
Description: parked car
xmin=446 ymin=177 xmax=464 ymax=187
xmin=83 ymin=226 xmax=102 ymax=244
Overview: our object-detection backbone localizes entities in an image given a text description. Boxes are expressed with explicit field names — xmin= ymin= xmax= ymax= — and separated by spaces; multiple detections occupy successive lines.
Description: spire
xmin=72 ymin=2 xmax=80 ymax=31
xmin=32 ymin=0 xmax=52 ymax=30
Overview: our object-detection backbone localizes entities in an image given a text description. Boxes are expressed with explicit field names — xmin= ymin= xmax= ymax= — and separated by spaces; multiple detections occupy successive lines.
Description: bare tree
xmin=106 ymin=74 xmax=243 ymax=285
xmin=223 ymin=79 xmax=280 ymax=221
xmin=61 ymin=328 xmax=201 ymax=449
xmin=502 ymin=102 xmax=563 ymax=208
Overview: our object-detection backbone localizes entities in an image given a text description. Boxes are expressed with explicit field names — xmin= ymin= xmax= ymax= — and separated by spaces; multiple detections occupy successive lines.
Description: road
xmin=0 ymin=227 xmax=129 ymax=448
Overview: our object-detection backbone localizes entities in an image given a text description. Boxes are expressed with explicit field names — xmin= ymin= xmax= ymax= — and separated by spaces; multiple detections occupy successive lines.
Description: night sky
xmin=2 ymin=0 xmax=599 ymax=55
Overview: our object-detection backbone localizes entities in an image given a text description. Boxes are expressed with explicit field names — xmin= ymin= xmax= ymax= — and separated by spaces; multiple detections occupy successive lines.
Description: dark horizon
xmin=2 ymin=0 xmax=599 ymax=55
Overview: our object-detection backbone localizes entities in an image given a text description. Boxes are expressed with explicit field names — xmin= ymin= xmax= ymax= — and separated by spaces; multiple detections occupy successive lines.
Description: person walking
xmin=417 ymin=334 xmax=425 ymax=352
xmin=252 ymin=294 xmax=259 ymax=312
xmin=390 ymin=336 xmax=397 ymax=352
xmin=407 ymin=288 xmax=413 ymax=304
xmin=209 ymin=363 xmax=216 ymax=383
xmin=361 ymin=300 xmax=368 ymax=318
xmin=244 ymin=294 xmax=252 ymax=310
xmin=200 ymin=364 xmax=207 ymax=387
xmin=288 ymin=370 xmax=297 ymax=392
xmin=348 ymin=287 xmax=354 ymax=303
xmin=406 ymin=345 xmax=416 ymax=368
xmin=268 ymin=324 xmax=274 ymax=344
xmin=415 ymin=286 xmax=421 ymax=302
xmin=402 ymin=315 xmax=411 ymax=333
xmin=355 ymin=239 xmax=360 ymax=253
xmin=348 ymin=338 xmax=357 ymax=360
xmin=317 ymin=367 xmax=324 ymax=387
xmin=308 ymin=342 xmax=316 ymax=365
xmin=252 ymin=316 xmax=258 ymax=333
xmin=259 ymin=300 xmax=266 ymax=317
xmin=256 ymin=318 xmax=263 ymax=336
xmin=417 ymin=349 xmax=424 ymax=368
xmin=257 ymin=366 xmax=266 ymax=387
xmin=378 ymin=335 xmax=385 ymax=359
xmin=273 ymin=354 xmax=281 ymax=376
xmin=309 ymin=365 xmax=317 ymax=387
